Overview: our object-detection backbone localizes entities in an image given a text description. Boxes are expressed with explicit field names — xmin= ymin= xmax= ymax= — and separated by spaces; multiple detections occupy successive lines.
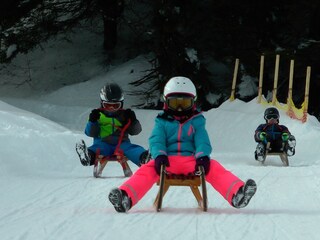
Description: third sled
xmin=260 ymin=142 xmax=289 ymax=166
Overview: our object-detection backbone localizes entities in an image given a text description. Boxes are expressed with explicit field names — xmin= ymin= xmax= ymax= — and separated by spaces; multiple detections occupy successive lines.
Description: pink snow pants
xmin=119 ymin=155 xmax=244 ymax=207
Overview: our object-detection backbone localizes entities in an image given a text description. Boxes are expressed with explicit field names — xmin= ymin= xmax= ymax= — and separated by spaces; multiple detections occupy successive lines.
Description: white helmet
xmin=163 ymin=76 xmax=197 ymax=98
xmin=163 ymin=76 xmax=197 ymax=113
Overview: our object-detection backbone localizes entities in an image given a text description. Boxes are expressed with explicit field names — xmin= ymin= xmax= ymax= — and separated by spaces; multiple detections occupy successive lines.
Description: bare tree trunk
xmin=98 ymin=0 xmax=124 ymax=50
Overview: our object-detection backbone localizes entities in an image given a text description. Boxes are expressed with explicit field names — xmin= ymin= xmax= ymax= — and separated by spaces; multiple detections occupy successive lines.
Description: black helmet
xmin=100 ymin=83 xmax=124 ymax=102
xmin=264 ymin=107 xmax=280 ymax=121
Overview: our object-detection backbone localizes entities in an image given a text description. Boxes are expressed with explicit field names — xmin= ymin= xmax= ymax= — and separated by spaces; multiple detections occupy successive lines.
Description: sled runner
xmin=154 ymin=165 xmax=208 ymax=212
xmin=93 ymin=119 xmax=133 ymax=178
xmin=261 ymin=142 xmax=289 ymax=166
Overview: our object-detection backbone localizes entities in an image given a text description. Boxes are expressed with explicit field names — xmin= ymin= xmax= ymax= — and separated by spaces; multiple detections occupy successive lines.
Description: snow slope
xmin=1 ymin=94 xmax=320 ymax=240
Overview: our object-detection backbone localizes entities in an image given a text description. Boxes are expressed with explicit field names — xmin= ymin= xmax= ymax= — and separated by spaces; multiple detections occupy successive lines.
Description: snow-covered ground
xmin=1 ymin=26 xmax=320 ymax=240
xmin=1 ymin=79 xmax=320 ymax=239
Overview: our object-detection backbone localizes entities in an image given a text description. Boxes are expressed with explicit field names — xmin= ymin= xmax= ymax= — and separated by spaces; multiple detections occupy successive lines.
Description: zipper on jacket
xmin=177 ymin=123 xmax=182 ymax=155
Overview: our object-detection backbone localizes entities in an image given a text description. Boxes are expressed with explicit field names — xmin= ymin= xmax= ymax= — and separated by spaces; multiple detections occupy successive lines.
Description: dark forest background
xmin=1 ymin=0 xmax=320 ymax=119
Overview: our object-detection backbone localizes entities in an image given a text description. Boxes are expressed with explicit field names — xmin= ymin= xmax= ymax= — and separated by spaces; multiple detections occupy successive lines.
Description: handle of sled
xmin=160 ymin=164 xmax=166 ymax=174
xmin=198 ymin=165 xmax=208 ymax=211
xmin=156 ymin=164 xmax=166 ymax=212
xmin=195 ymin=165 xmax=205 ymax=176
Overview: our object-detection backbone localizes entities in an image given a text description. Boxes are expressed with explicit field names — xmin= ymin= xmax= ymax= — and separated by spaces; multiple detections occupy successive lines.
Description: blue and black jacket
xmin=254 ymin=123 xmax=290 ymax=143
xmin=85 ymin=109 xmax=141 ymax=145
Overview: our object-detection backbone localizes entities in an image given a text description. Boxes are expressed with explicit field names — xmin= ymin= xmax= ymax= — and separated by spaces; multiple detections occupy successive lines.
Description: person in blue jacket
xmin=108 ymin=76 xmax=257 ymax=213
xmin=76 ymin=82 xmax=148 ymax=167
xmin=254 ymin=107 xmax=296 ymax=161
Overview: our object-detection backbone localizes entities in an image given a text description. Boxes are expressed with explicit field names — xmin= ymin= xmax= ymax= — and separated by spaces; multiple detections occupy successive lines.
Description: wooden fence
xmin=229 ymin=54 xmax=311 ymax=123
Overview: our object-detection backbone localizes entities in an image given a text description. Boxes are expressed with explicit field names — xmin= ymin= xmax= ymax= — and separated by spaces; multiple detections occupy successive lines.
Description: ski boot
xmin=108 ymin=188 xmax=132 ymax=213
xmin=232 ymin=179 xmax=257 ymax=208
xmin=76 ymin=140 xmax=90 ymax=166
xmin=254 ymin=142 xmax=265 ymax=162
xmin=139 ymin=150 xmax=151 ymax=165
xmin=286 ymin=135 xmax=296 ymax=156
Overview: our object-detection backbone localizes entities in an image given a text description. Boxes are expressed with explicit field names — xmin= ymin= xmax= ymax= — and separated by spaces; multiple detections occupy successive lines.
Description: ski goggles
xmin=166 ymin=96 xmax=194 ymax=111
xmin=101 ymin=101 xmax=122 ymax=111
xmin=265 ymin=114 xmax=279 ymax=120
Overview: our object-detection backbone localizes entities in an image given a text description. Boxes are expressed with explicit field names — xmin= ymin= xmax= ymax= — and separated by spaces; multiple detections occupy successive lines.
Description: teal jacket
xmin=149 ymin=111 xmax=212 ymax=159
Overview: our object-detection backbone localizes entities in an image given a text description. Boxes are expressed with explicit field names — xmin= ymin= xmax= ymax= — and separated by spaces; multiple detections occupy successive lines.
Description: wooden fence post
xmin=257 ymin=55 xmax=264 ymax=103
xmin=229 ymin=58 xmax=239 ymax=101
xmin=272 ymin=54 xmax=280 ymax=105
xmin=302 ymin=66 xmax=311 ymax=122
xmin=286 ymin=60 xmax=295 ymax=119
xmin=287 ymin=59 xmax=294 ymax=103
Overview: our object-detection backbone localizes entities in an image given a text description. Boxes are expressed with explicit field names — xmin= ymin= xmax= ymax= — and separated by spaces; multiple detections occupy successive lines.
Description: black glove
xmin=195 ymin=156 xmax=211 ymax=175
xmin=124 ymin=109 xmax=137 ymax=122
xmin=89 ymin=109 xmax=100 ymax=122
xmin=154 ymin=155 xmax=169 ymax=175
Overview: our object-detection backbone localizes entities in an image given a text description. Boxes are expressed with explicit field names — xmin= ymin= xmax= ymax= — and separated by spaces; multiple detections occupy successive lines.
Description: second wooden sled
xmin=154 ymin=165 xmax=208 ymax=212
xmin=93 ymin=149 xmax=133 ymax=178
xmin=261 ymin=142 xmax=289 ymax=166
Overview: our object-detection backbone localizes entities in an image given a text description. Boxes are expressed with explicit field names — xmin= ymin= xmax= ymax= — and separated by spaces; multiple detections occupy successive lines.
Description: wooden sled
xmin=154 ymin=165 xmax=208 ymax=212
xmin=93 ymin=148 xmax=133 ymax=178
xmin=261 ymin=142 xmax=289 ymax=166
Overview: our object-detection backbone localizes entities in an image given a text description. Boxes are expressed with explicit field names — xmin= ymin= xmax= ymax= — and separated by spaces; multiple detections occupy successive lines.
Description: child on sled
xmin=254 ymin=107 xmax=296 ymax=161
xmin=76 ymin=82 xmax=148 ymax=167
xmin=108 ymin=76 xmax=257 ymax=212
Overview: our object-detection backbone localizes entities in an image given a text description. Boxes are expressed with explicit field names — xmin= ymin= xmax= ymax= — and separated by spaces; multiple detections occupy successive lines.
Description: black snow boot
xmin=232 ymin=179 xmax=257 ymax=208
xmin=139 ymin=150 xmax=151 ymax=165
xmin=108 ymin=188 xmax=132 ymax=213
xmin=76 ymin=140 xmax=90 ymax=166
